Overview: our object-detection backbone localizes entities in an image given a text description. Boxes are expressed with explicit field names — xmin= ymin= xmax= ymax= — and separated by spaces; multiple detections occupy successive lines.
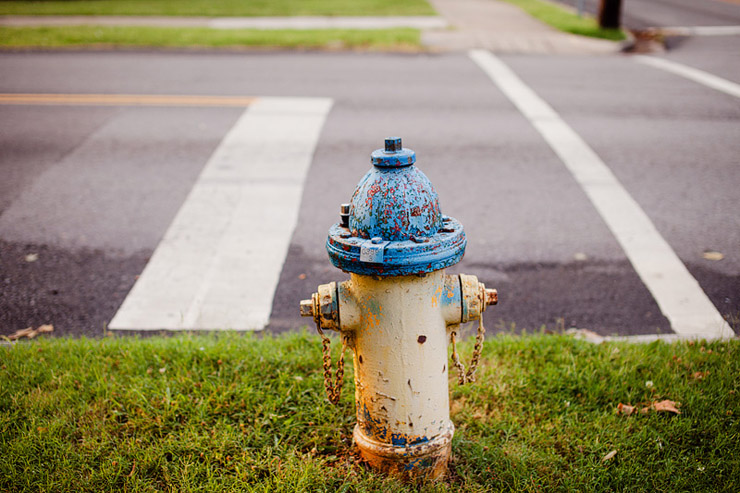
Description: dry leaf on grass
xmin=653 ymin=399 xmax=681 ymax=414
xmin=692 ymin=371 xmax=709 ymax=380
xmin=7 ymin=324 xmax=54 ymax=340
xmin=618 ymin=399 xmax=681 ymax=416
xmin=602 ymin=450 xmax=617 ymax=462
xmin=617 ymin=403 xmax=635 ymax=416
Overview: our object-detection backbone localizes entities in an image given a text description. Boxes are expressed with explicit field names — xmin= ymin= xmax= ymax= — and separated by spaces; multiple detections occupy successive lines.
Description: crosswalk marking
xmin=470 ymin=49 xmax=733 ymax=340
xmin=634 ymin=56 xmax=740 ymax=100
xmin=109 ymin=97 xmax=333 ymax=330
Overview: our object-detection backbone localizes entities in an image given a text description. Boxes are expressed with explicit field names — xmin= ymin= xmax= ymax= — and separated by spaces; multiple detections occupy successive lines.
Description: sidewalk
xmin=0 ymin=0 xmax=623 ymax=54
xmin=426 ymin=0 xmax=621 ymax=54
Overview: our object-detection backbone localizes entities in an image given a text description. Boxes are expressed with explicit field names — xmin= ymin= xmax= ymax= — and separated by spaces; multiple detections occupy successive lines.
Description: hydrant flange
xmin=326 ymin=216 xmax=466 ymax=277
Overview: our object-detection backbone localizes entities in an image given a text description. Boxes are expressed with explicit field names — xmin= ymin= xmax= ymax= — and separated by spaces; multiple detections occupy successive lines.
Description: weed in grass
xmin=1 ymin=332 xmax=738 ymax=491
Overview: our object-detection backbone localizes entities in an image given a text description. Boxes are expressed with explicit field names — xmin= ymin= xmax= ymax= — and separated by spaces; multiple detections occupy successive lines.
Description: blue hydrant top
xmin=326 ymin=137 xmax=466 ymax=276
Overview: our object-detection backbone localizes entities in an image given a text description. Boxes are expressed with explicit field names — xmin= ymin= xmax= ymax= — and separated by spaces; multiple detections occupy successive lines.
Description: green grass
xmin=0 ymin=26 xmax=422 ymax=51
xmin=501 ymin=0 xmax=625 ymax=40
xmin=0 ymin=0 xmax=435 ymax=17
xmin=1 ymin=332 xmax=738 ymax=491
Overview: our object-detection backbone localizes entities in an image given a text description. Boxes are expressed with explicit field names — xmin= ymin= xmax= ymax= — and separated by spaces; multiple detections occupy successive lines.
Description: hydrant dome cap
xmin=326 ymin=137 xmax=466 ymax=276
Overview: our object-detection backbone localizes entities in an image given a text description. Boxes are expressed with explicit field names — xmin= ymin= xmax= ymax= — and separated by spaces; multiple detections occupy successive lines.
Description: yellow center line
xmin=0 ymin=93 xmax=258 ymax=107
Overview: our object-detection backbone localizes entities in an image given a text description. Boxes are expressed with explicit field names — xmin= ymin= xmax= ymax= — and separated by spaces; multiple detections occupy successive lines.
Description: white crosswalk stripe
xmin=470 ymin=49 xmax=733 ymax=340
xmin=109 ymin=97 xmax=333 ymax=330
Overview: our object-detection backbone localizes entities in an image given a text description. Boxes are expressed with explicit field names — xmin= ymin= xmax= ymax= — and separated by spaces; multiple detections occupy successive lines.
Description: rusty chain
xmin=449 ymin=330 xmax=467 ymax=385
xmin=450 ymin=297 xmax=486 ymax=385
xmin=313 ymin=298 xmax=346 ymax=405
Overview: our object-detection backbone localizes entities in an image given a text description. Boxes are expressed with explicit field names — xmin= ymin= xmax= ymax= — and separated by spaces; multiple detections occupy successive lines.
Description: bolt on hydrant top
xmin=326 ymin=137 xmax=467 ymax=277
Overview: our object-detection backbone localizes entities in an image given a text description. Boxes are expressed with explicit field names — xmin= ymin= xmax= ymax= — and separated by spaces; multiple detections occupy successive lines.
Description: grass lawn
xmin=501 ymin=0 xmax=625 ymax=40
xmin=0 ymin=26 xmax=421 ymax=51
xmin=0 ymin=0 xmax=436 ymax=17
xmin=1 ymin=332 xmax=738 ymax=491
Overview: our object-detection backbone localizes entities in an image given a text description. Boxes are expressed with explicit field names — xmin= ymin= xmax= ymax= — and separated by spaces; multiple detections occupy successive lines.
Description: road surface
xmin=0 ymin=46 xmax=738 ymax=339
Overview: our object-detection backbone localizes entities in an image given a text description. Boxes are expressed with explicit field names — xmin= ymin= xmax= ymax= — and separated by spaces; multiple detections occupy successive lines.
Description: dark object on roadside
xmin=599 ymin=0 xmax=622 ymax=29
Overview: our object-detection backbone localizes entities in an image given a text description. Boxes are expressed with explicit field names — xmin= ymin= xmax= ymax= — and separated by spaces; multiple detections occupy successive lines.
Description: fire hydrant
xmin=300 ymin=137 xmax=497 ymax=480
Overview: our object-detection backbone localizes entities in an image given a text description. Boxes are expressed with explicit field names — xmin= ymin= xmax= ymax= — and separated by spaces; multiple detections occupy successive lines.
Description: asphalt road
xmin=0 ymin=45 xmax=738 ymax=339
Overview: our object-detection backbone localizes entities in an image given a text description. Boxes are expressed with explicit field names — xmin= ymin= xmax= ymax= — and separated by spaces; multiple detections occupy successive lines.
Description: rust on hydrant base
xmin=354 ymin=422 xmax=453 ymax=480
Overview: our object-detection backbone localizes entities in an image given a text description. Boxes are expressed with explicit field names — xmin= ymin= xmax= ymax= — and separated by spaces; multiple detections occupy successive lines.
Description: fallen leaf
xmin=617 ymin=403 xmax=635 ymax=416
xmin=298 ymin=273 xmax=307 ymax=280
xmin=653 ymin=399 xmax=681 ymax=414
xmin=692 ymin=371 xmax=709 ymax=380
xmin=7 ymin=324 xmax=53 ymax=340
xmin=565 ymin=328 xmax=604 ymax=343
xmin=702 ymin=251 xmax=724 ymax=261
xmin=602 ymin=450 xmax=617 ymax=462
xmin=8 ymin=327 xmax=34 ymax=340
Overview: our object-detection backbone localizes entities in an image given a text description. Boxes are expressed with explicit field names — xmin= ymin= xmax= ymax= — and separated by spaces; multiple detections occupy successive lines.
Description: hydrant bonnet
xmin=326 ymin=138 xmax=466 ymax=276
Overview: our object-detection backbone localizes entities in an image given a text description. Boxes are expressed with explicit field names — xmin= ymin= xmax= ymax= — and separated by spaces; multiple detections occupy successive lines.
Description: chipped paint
xmin=347 ymin=271 xmax=456 ymax=479
xmin=326 ymin=138 xmax=466 ymax=277
xmin=298 ymin=271 xmax=497 ymax=479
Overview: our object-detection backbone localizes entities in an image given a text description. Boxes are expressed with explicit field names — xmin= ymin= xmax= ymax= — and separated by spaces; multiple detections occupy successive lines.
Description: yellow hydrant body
xmin=300 ymin=138 xmax=497 ymax=480
xmin=345 ymin=272 xmax=456 ymax=476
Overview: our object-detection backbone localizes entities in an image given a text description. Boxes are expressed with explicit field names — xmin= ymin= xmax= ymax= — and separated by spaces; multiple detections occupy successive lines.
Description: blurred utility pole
xmin=598 ymin=0 xmax=622 ymax=29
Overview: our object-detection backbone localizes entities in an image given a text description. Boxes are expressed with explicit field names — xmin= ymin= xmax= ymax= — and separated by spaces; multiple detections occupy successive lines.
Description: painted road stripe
xmin=634 ymin=56 xmax=740 ymax=99
xmin=469 ymin=49 xmax=733 ymax=340
xmin=0 ymin=93 xmax=257 ymax=107
xmin=659 ymin=25 xmax=740 ymax=37
xmin=109 ymin=97 xmax=333 ymax=330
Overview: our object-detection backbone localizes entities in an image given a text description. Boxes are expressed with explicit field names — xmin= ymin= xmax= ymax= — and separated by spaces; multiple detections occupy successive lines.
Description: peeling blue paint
xmin=359 ymin=401 xmax=390 ymax=442
xmin=403 ymin=456 xmax=435 ymax=471
xmin=438 ymin=275 xmax=462 ymax=309
xmin=391 ymin=433 xmax=430 ymax=447
xmin=327 ymin=138 xmax=466 ymax=277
